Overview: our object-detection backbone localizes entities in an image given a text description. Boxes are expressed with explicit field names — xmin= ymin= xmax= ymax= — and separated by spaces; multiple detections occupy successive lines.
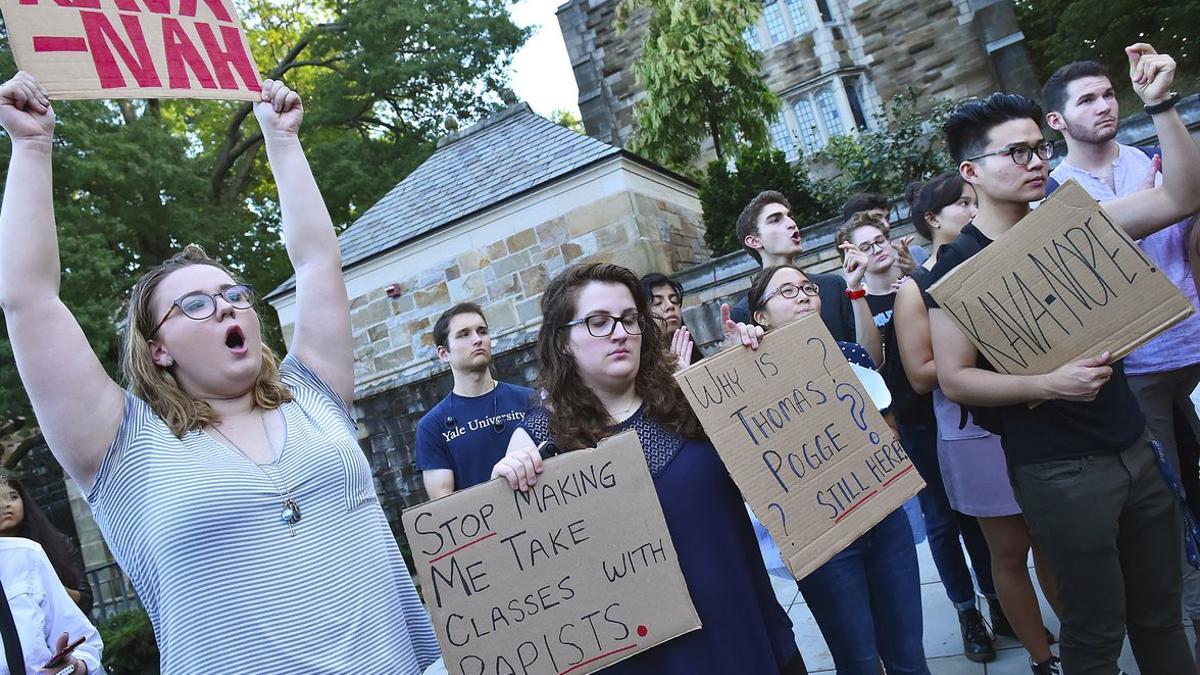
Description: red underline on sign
xmin=557 ymin=643 xmax=640 ymax=675
xmin=881 ymin=464 xmax=916 ymax=488
xmin=428 ymin=531 xmax=497 ymax=564
xmin=33 ymin=37 xmax=88 ymax=52
xmin=835 ymin=490 xmax=879 ymax=523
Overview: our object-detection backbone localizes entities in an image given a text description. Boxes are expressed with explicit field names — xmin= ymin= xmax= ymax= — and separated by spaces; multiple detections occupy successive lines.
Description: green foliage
xmin=99 ymin=608 xmax=160 ymax=675
xmin=0 ymin=0 xmax=527 ymax=422
xmin=699 ymin=148 xmax=821 ymax=256
xmin=548 ymin=109 xmax=585 ymax=134
xmin=621 ymin=0 xmax=778 ymax=170
xmin=1015 ymin=0 xmax=1199 ymax=84
xmin=812 ymin=90 xmax=959 ymax=211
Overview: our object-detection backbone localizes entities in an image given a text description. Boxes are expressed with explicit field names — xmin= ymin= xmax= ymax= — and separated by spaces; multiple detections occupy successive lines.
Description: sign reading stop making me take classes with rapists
xmin=402 ymin=430 xmax=700 ymax=675
xmin=674 ymin=313 xmax=925 ymax=579
xmin=1 ymin=0 xmax=261 ymax=100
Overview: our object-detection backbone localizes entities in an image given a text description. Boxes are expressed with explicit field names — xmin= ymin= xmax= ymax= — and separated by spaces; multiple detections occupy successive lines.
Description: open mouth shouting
xmin=225 ymin=325 xmax=248 ymax=355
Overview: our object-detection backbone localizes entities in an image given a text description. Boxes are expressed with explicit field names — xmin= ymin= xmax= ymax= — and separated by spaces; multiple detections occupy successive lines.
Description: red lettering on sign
xmin=19 ymin=0 xmax=102 ymax=7
xmin=140 ymin=0 xmax=172 ymax=14
xmin=178 ymin=0 xmax=233 ymax=22
xmin=80 ymin=11 xmax=162 ymax=88
xmin=162 ymin=18 xmax=216 ymax=89
xmin=32 ymin=36 xmax=89 ymax=51
xmin=195 ymin=23 xmax=258 ymax=91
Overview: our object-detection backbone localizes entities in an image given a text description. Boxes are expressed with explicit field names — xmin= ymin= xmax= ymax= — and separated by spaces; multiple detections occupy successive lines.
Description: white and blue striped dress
xmin=85 ymin=355 xmax=439 ymax=673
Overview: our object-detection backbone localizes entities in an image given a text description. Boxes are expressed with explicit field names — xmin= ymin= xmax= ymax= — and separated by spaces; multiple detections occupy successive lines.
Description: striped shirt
xmin=85 ymin=355 xmax=439 ymax=674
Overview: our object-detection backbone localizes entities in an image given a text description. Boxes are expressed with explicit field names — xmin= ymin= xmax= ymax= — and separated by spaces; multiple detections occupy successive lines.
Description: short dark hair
xmin=905 ymin=172 xmax=967 ymax=239
xmin=840 ymin=193 xmax=890 ymax=223
xmin=736 ymin=190 xmax=791 ymax=264
xmin=639 ymin=273 xmax=683 ymax=301
xmin=1042 ymin=61 xmax=1110 ymax=114
xmin=944 ymin=93 xmax=1044 ymax=163
xmin=433 ymin=302 xmax=486 ymax=350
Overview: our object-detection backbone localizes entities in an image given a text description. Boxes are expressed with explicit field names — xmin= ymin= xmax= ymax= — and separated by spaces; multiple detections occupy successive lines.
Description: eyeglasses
xmin=149 ymin=284 xmax=256 ymax=337
xmin=856 ymin=236 xmax=890 ymax=254
xmin=562 ymin=313 xmax=647 ymax=338
xmin=966 ymin=140 xmax=1054 ymax=165
xmin=760 ymin=282 xmax=820 ymax=307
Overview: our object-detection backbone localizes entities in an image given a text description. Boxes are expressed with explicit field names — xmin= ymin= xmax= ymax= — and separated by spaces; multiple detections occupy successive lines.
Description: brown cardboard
xmin=673 ymin=313 xmax=926 ymax=579
xmin=928 ymin=179 xmax=1196 ymax=376
xmin=401 ymin=430 xmax=700 ymax=675
xmin=1 ymin=0 xmax=261 ymax=101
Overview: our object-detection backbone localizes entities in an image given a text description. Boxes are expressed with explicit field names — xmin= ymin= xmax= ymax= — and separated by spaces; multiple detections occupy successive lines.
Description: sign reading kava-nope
xmin=674 ymin=313 xmax=925 ymax=579
xmin=402 ymin=431 xmax=699 ymax=675
xmin=1 ymin=0 xmax=262 ymax=100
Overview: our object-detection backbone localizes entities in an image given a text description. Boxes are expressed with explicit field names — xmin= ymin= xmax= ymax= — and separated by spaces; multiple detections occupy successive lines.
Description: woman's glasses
xmin=149 ymin=284 xmax=256 ymax=337
xmin=759 ymin=282 xmax=820 ymax=308
xmin=562 ymin=313 xmax=648 ymax=338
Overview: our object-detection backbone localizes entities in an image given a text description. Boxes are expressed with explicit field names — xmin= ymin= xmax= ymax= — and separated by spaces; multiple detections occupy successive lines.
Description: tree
xmin=620 ymin=0 xmax=778 ymax=171
xmin=699 ymin=147 xmax=821 ymax=256
xmin=0 ymin=0 xmax=528 ymax=425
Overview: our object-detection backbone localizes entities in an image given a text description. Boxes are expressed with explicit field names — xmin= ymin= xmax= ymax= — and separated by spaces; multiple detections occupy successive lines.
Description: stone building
xmin=557 ymin=0 xmax=1038 ymax=161
xmin=266 ymin=103 xmax=706 ymax=527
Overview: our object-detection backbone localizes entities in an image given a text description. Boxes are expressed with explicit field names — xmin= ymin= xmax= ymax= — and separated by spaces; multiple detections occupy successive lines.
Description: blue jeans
xmin=798 ymin=508 xmax=930 ymax=675
xmin=899 ymin=421 xmax=996 ymax=608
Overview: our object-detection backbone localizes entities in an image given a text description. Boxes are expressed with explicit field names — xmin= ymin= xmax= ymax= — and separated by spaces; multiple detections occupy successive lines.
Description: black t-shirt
xmin=730 ymin=271 xmax=856 ymax=342
xmin=923 ymin=224 xmax=1145 ymax=464
xmin=866 ymin=291 xmax=934 ymax=426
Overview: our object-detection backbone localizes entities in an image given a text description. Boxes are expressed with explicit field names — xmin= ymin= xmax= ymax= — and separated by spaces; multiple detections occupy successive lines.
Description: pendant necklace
xmin=209 ymin=412 xmax=302 ymax=536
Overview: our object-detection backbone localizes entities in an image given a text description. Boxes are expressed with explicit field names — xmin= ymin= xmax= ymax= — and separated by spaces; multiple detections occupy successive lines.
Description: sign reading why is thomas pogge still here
xmin=928 ymin=179 xmax=1195 ymax=376
xmin=674 ymin=313 xmax=926 ymax=580
xmin=1 ymin=0 xmax=261 ymax=101
xmin=402 ymin=430 xmax=700 ymax=675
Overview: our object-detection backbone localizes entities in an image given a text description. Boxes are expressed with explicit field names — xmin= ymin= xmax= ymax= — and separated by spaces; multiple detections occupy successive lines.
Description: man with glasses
xmin=639 ymin=272 xmax=705 ymax=367
xmin=416 ymin=303 xmax=535 ymax=499
xmin=924 ymin=44 xmax=1200 ymax=674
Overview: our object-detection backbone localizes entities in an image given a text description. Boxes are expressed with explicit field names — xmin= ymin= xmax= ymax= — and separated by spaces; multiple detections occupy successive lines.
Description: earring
xmin=163 ymin=357 xmax=174 ymax=367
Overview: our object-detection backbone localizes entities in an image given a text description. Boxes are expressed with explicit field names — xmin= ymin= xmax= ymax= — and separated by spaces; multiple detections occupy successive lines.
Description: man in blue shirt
xmin=416 ymin=303 xmax=535 ymax=498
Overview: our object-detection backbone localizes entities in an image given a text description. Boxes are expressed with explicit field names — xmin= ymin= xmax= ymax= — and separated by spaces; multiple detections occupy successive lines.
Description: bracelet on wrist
xmin=1144 ymin=92 xmax=1180 ymax=115
xmin=844 ymin=287 xmax=867 ymax=300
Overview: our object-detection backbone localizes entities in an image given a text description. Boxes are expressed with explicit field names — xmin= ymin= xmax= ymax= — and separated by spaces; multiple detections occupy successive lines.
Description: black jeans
xmin=1009 ymin=433 xmax=1191 ymax=675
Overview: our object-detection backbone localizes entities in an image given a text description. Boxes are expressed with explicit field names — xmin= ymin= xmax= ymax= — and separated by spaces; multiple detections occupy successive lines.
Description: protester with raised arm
xmin=925 ymin=44 xmax=1200 ymax=674
xmin=0 ymin=73 xmax=439 ymax=673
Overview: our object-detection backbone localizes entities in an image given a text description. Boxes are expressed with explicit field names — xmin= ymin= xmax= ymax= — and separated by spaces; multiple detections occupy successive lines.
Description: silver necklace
xmin=209 ymin=412 xmax=302 ymax=536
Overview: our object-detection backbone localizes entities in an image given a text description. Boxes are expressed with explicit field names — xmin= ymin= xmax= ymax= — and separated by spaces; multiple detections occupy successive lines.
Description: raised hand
xmin=1126 ymin=43 xmax=1176 ymax=106
xmin=670 ymin=326 xmax=694 ymax=370
xmin=839 ymin=241 xmax=869 ymax=289
xmin=1138 ymin=153 xmax=1162 ymax=191
xmin=0 ymin=72 xmax=54 ymax=141
xmin=720 ymin=302 xmax=764 ymax=350
xmin=253 ymin=79 xmax=303 ymax=140
xmin=895 ymin=236 xmax=917 ymax=275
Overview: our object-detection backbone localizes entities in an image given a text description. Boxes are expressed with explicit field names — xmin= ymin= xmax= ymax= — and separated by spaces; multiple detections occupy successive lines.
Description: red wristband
xmin=844 ymin=288 xmax=867 ymax=300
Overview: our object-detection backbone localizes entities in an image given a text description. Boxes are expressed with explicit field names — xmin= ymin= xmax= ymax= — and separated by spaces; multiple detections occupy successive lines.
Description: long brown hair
xmin=121 ymin=245 xmax=291 ymax=437
xmin=537 ymin=263 xmax=704 ymax=450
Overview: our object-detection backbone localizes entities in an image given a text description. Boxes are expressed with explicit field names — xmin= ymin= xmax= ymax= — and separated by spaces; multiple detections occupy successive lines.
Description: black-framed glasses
xmin=562 ymin=313 xmax=647 ymax=338
xmin=760 ymin=282 xmax=820 ymax=307
xmin=149 ymin=284 xmax=256 ymax=337
xmin=856 ymin=235 xmax=890 ymax=254
xmin=966 ymin=140 xmax=1054 ymax=165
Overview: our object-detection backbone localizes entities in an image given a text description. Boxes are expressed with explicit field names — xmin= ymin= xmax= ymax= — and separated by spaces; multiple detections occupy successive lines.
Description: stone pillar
xmin=970 ymin=0 xmax=1040 ymax=98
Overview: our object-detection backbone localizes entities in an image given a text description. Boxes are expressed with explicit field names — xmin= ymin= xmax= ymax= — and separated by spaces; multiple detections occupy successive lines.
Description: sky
xmin=507 ymin=0 xmax=581 ymax=117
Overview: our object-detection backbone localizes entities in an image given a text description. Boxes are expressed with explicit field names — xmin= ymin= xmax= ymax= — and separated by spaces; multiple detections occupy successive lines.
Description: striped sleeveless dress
xmin=85 ymin=355 xmax=439 ymax=673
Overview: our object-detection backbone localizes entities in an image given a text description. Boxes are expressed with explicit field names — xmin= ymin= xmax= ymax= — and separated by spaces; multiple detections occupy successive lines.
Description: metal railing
xmin=85 ymin=562 xmax=141 ymax=621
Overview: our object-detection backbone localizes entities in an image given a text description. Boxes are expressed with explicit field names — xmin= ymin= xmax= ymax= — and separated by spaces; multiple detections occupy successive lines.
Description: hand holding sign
xmin=253 ymin=79 xmax=303 ymax=140
xmin=0 ymin=73 xmax=54 ymax=141
xmin=1126 ymin=43 xmax=1176 ymax=106
xmin=720 ymin=303 xmax=763 ymax=349
xmin=1043 ymin=351 xmax=1112 ymax=402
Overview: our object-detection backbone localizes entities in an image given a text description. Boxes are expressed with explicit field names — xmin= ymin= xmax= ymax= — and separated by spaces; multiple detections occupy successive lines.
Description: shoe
xmin=1030 ymin=656 xmax=1061 ymax=674
xmin=987 ymin=596 xmax=1056 ymax=644
xmin=959 ymin=607 xmax=996 ymax=662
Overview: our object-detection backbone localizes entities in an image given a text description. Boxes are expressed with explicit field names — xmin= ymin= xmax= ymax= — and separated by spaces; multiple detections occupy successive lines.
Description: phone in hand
xmin=41 ymin=635 xmax=85 ymax=670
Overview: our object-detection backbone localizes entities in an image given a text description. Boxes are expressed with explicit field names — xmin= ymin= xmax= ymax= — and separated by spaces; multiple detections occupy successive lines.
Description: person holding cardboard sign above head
xmin=748 ymin=263 xmax=929 ymax=675
xmin=923 ymin=43 xmax=1200 ymax=675
xmin=490 ymin=263 xmax=807 ymax=675
xmin=0 ymin=74 xmax=440 ymax=673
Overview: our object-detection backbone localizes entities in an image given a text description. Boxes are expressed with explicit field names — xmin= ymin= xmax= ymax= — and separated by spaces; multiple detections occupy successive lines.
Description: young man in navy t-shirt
xmin=416 ymin=303 xmax=535 ymax=498
xmin=925 ymin=43 xmax=1200 ymax=674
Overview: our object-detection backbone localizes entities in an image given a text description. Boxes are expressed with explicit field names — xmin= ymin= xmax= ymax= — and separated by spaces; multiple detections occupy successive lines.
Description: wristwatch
xmin=1145 ymin=92 xmax=1180 ymax=116
xmin=845 ymin=287 xmax=867 ymax=300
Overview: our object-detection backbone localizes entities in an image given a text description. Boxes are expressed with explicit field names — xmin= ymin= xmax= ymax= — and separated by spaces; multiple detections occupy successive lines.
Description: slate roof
xmin=267 ymin=103 xmax=637 ymax=299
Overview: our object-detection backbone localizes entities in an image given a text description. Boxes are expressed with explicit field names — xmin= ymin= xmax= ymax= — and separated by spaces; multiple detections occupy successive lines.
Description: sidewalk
xmin=772 ymin=517 xmax=1193 ymax=674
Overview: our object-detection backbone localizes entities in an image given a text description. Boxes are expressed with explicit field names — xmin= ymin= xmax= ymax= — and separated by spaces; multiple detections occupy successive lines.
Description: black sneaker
xmin=987 ymin=596 xmax=1056 ymax=644
xmin=959 ymin=607 xmax=996 ymax=662
xmin=1030 ymin=656 xmax=1061 ymax=674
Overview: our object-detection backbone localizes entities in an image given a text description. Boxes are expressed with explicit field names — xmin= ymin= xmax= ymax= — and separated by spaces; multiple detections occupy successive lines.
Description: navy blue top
xmin=415 ymin=382 xmax=536 ymax=490
xmin=520 ymin=407 xmax=798 ymax=673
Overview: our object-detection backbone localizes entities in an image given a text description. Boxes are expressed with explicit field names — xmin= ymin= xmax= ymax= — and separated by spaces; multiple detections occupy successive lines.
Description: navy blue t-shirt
xmin=415 ymin=382 xmax=536 ymax=490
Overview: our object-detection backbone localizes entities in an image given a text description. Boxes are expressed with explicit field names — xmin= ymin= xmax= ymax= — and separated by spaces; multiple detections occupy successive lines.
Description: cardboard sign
xmin=1 ymin=0 xmax=261 ymax=100
xmin=674 ymin=313 xmax=925 ymax=579
xmin=401 ymin=431 xmax=700 ymax=675
xmin=928 ymin=179 xmax=1195 ymax=376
